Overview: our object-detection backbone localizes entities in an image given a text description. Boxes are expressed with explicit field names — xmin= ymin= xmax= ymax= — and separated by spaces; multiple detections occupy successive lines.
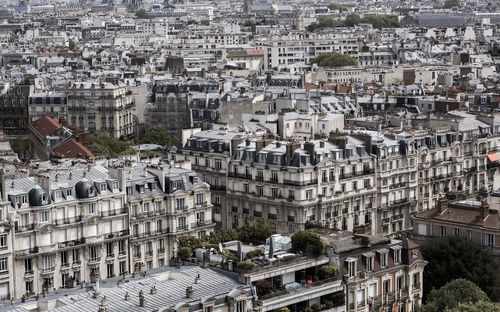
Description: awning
xmin=488 ymin=153 xmax=499 ymax=162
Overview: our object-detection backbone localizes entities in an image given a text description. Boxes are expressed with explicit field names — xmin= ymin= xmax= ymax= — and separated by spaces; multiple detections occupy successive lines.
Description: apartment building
xmin=28 ymin=92 xmax=67 ymax=122
xmin=169 ymin=129 xmax=264 ymax=227
xmin=255 ymin=33 xmax=360 ymax=70
xmin=67 ymin=82 xmax=136 ymax=139
xmin=0 ymin=160 xmax=214 ymax=300
xmin=123 ymin=162 xmax=215 ymax=273
xmin=0 ymin=83 xmax=34 ymax=139
xmin=410 ymin=196 xmax=500 ymax=255
xmin=226 ymin=135 xmax=377 ymax=234
xmin=147 ymin=79 xmax=219 ymax=137
xmin=327 ymin=234 xmax=427 ymax=312
xmin=6 ymin=165 xmax=128 ymax=299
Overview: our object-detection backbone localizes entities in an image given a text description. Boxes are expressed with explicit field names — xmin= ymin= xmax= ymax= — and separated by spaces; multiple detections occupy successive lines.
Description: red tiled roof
xmin=414 ymin=205 xmax=500 ymax=230
xmin=304 ymin=82 xmax=319 ymax=89
xmin=53 ymin=139 xmax=94 ymax=159
xmin=31 ymin=116 xmax=62 ymax=137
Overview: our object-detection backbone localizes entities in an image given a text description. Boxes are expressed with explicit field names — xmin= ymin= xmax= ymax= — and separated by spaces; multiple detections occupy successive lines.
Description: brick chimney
xmin=480 ymin=199 xmax=490 ymax=220
xmin=437 ymin=197 xmax=448 ymax=215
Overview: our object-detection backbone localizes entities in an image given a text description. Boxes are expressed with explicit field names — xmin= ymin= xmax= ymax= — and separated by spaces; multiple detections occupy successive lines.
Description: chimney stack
xmin=437 ymin=197 xmax=448 ymax=215
xmin=186 ymin=285 xmax=194 ymax=299
xmin=480 ymin=199 xmax=490 ymax=220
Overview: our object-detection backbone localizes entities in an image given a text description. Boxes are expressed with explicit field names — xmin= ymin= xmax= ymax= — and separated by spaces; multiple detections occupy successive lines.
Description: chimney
xmin=268 ymin=235 xmax=275 ymax=259
xmin=230 ymin=136 xmax=244 ymax=156
xmin=286 ymin=141 xmax=301 ymax=163
xmin=139 ymin=294 xmax=146 ymax=307
xmin=437 ymin=197 xmax=447 ymax=215
xmin=0 ymin=170 xmax=6 ymax=201
xmin=304 ymin=141 xmax=315 ymax=163
xmin=255 ymin=138 xmax=267 ymax=153
xmin=186 ymin=286 xmax=194 ymax=299
xmin=237 ymin=241 xmax=243 ymax=262
xmin=480 ymin=199 xmax=490 ymax=220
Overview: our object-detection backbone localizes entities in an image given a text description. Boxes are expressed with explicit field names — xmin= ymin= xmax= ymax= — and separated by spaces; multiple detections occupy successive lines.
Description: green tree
xmin=344 ymin=13 xmax=361 ymax=26
xmin=140 ymin=126 xmax=179 ymax=147
xmin=135 ymin=8 xmax=149 ymax=19
xmin=178 ymin=236 xmax=201 ymax=250
xmin=310 ymin=51 xmax=358 ymax=67
xmin=177 ymin=247 xmax=192 ymax=260
xmin=291 ymin=231 xmax=325 ymax=256
xmin=206 ymin=229 xmax=239 ymax=244
xmin=91 ymin=131 xmax=134 ymax=158
xmin=421 ymin=279 xmax=489 ymax=312
xmin=328 ymin=3 xmax=347 ymax=11
xmin=420 ymin=236 xmax=500 ymax=301
xmin=68 ymin=39 xmax=76 ymax=50
xmin=443 ymin=0 xmax=461 ymax=8
xmin=11 ymin=136 xmax=29 ymax=160
xmin=237 ymin=218 xmax=273 ymax=244
xmin=448 ymin=300 xmax=500 ymax=312
xmin=318 ymin=265 xmax=339 ymax=279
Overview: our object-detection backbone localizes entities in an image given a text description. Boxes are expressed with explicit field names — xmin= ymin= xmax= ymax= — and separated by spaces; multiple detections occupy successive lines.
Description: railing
xmin=56 ymin=216 xmax=83 ymax=225
xmin=42 ymin=266 xmax=55 ymax=273
xmin=389 ymin=182 xmax=406 ymax=189
xmin=145 ymin=250 xmax=153 ymax=257
xmin=283 ymin=179 xmax=318 ymax=186
xmin=15 ymin=247 xmax=39 ymax=257
xmin=134 ymin=252 xmax=142 ymax=259
xmin=157 ymin=247 xmax=165 ymax=254
xmin=15 ymin=223 xmax=35 ymax=232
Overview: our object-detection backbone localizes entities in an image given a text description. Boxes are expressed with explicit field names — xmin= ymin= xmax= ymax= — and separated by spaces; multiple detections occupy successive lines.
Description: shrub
xmin=319 ymin=265 xmax=339 ymax=280
xmin=178 ymin=236 xmax=201 ymax=250
xmin=255 ymin=280 xmax=272 ymax=297
xmin=291 ymin=231 xmax=325 ymax=256
xmin=177 ymin=247 xmax=192 ymax=260
xmin=277 ymin=308 xmax=291 ymax=312
xmin=224 ymin=249 xmax=239 ymax=262
xmin=245 ymin=249 xmax=264 ymax=259
xmin=311 ymin=304 xmax=321 ymax=312
xmin=280 ymin=255 xmax=298 ymax=261
xmin=236 ymin=261 xmax=256 ymax=270
xmin=331 ymin=292 xmax=345 ymax=307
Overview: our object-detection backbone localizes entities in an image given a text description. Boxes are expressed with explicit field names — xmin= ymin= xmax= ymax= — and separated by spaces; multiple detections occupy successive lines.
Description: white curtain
xmin=418 ymin=223 xmax=427 ymax=235
xmin=369 ymin=284 xmax=376 ymax=298
xmin=102 ymin=200 xmax=110 ymax=213
xmin=57 ymin=208 xmax=65 ymax=220
xmin=115 ymin=219 xmax=124 ymax=232
xmin=59 ymin=230 xmax=67 ymax=242
xmin=114 ymin=198 xmax=123 ymax=210
xmin=68 ymin=206 xmax=76 ymax=218
xmin=40 ymin=233 xmax=51 ymax=246
xmin=87 ymin=224 xmax=97 ymax=237
xmin=104 ymin=221 xmax=112 ymax=234
xmin=68 ymin=227 xmax=77 ymax=240
xmin=22 ymin=236 xmax=30 ymax=250
xmin=0 ymin=282 xmax=9 ymax=299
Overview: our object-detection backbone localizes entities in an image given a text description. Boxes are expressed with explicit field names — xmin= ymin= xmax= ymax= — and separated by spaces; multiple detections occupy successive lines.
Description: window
xmin=357 ymin=289 xmax=365 ymax=308
xmin=106 ymin=242 xmax=113 ymax=257
xmin=467 ymin=230 xmax=472 ymax=240
xmin=178 ymin=217 xmax=187 ymax=230
xmin=346 ymin=259 xmax=357 ymax=277
xmin=61 ymin=251 xmax=69 ymax=267
xmin=257 ymin=186 xmax=263 ymax=196
xmin=40 ymin=211 xmax=50 ymax=223
xmin=365 ymin=255 xmax=374 ymax=271
xmin=383 ymin=279 xmax=390 ymax=294
xmin=393 ymin=248 xmax=401 ymax=264
xmin=0 ymin=258 xmax=7 ymax=272
xmin=87 ymin=203 xmax=96 ymax=215
xmin=119 ymin=261 xmax=126 ymax=275
xmin=379 ymin=251 xmax=388 ymax=268
xmin=413 ymin=273 xmax=420 ymax=288
xmin=271 ymin=188 xmax=279 ymax=198
xmin=119 ymin=240 xmax=126 ymax=255
xmin=235 ymin=300 xmax=246 ymax=312
xmin=440 ymin=226 xmax=446 ymax=237
xmin=196 ymin=193 xmax=205 ymax=205
xmin=369 ymin=283 xmax=376 ymax=299
xmin=89 ymin=246 xmax=100 ymax=261
xmin=485 ymin=234 xmax=495 ymax=247
xmin=0 ymin=235 xmax=6 ymax=248
xmin=176 ymin=198 xmax=185 ymax=210
xmin=306 ymin=189 xmax=313 ymax=199
xmin=73 ymin=249 xmax=80 ymax=264
xmin=107 ymin=263 xmax=114 ymax=278
xmin=454 ymin=228 xmax=460 ymax=236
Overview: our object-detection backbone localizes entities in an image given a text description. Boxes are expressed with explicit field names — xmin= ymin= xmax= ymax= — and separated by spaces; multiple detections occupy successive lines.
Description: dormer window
xmin=346 ymin=257 xmax=357 ymax=277
xmin=391 ymin=245 xmax=402 ymax=265
xmin=378 ymin=249 xmax=389 ymax=268
xmin=112 ymin=181 xmax=119 ymax=190
xmin=100 ymin=183 xmax=107 ymax=192
xmin=54 ymin=190 xmax=62 ymax=200
xmin=66 ymin=189 xmax=72 ymax=197
xmin=363 ymin=252 xmax=374 ymax=271
xmin=139 ymin=185 xmax=145 ymax=194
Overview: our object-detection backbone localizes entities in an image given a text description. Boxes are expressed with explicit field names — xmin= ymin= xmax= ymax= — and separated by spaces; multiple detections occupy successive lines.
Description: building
xmin=325 ymin=233 xmax=427 ymax=312
xmin=0 ymin=83 xmax=34 ymax=139
xmin=123 ymin=162 xmax=215 ymax=273
xmin=410 ymin=196 xmax=500 ymax=255
xmin=28 ymin=92 xmax=67 ymax=122
xmin=29 ymin=116 xmax=94 ymax=160
xmin=6 ymin=165 xmax=128 ymax=299
xmin=67 ymin=82 xmax=136 ymax=139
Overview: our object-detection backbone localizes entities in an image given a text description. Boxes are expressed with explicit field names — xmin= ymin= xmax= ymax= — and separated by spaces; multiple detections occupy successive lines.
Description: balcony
xmin=15 ymin=247 xmax=39 ymax=258
xmin=41 ymin=267 xmax=55 ymax=274
xmin=56 ymin=216 xmax=83 ymax=225
xmin=157 ymin=247 xmax=165 ymax=254
xmin=389 ymin=182 xmax=406 ymax=189
xmin=256 ymin=278 xmax=343 ymax=311
xmin=145 ymin=250 xmax=153 ymax=257
xmin=15 ymin=223 xmax=35 ymax=232
xmin=89 ymin=257 xmax=101 ymax=264
xmin=134 ymin=252 xmax=142 ymax=259
xmin=283 ymin=179 xmax=318 ymax=187
xmin=382 ymin=217 xmax=390 ymax=224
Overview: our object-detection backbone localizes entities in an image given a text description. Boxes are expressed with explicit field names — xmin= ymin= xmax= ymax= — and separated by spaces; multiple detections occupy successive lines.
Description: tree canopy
xmin=307 ymin=14 xmax=400 ymax=31
xmin=135 ymin=8 xmax=149 ymax=19
xmin=237 ymin=218 xmax=273 ymax=245
xmin=448 ymin=300 xmax=500 ymax=312
xmin=443 ymin=0 xmax=461 ymax=8
xmin=327 ymin=3 xmax=347 ymax=11
xmin=291 ymin=231 xmax=325 ymax=256
xmin=91 ymin=131 xmax=134 ymax=158
xmin=310 ymin=51 xmax=358 ymax=67
xmin=68 ymin=39 xmax=76 ymax=50
xmin=140 ymin=126 xmax=180 ymax=148
xmin=420 ymin=236 xmax=500 ymax=301
xmin=421 ymin=279 xmax=489 ymax=312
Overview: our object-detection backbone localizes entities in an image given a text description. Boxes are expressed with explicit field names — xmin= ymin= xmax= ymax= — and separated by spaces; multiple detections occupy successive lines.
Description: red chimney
xmin=480 ymin=199 xmax=490 ymax=220
xmin=437 ymin=197 xmax=448 ymax=215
